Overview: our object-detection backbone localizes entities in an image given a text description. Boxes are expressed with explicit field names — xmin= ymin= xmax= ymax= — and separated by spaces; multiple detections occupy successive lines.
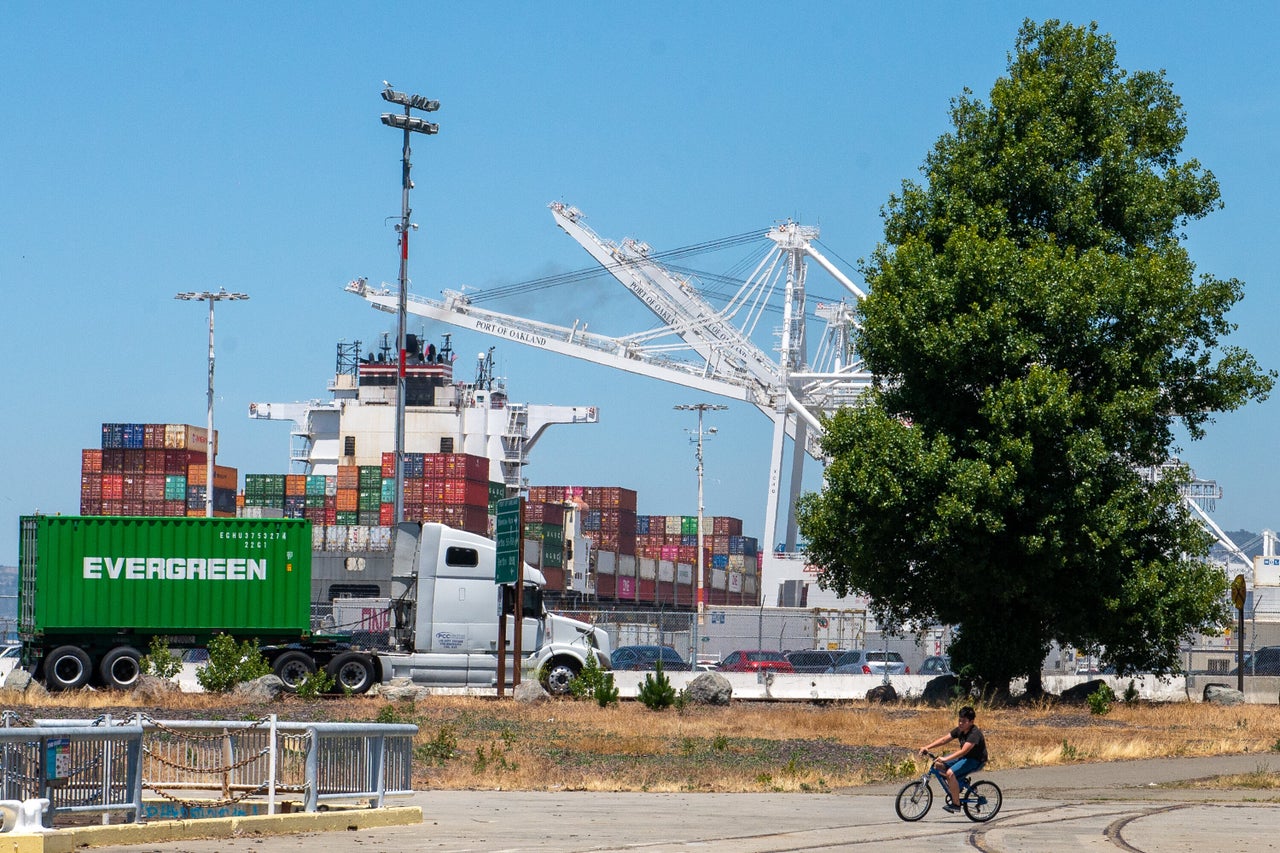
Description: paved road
xmin=100 ymin=753 xmax=1280 ymax=852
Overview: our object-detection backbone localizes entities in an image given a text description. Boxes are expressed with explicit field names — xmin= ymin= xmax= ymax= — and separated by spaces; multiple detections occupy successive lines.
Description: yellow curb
xmin=27 ymin=805 xmax=423 ymax=853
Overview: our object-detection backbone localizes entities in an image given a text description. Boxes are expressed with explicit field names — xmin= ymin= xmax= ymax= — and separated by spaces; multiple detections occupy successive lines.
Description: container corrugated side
xmin=21 ymin=515 xmax=311 ymax=638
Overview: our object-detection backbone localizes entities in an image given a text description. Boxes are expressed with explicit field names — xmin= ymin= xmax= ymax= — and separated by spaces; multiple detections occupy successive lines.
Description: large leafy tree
xmin=797 ymin=20 xmax=1273 ymax=693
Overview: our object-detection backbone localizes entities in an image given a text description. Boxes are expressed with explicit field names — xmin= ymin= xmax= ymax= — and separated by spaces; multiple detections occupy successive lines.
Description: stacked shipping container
xmin=242 ymin=452 xmax=496 ymax=536
xmin=80 ymin=423 xmax=234 ymax=517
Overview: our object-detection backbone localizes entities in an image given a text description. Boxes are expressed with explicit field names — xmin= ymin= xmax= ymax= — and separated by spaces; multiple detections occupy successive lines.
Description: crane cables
xmin=462 ymin=228 xmax=769 ymax=304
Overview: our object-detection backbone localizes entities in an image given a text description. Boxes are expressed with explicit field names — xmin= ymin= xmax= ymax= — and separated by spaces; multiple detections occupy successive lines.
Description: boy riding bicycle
xmin=920 ymin=706 xmax=987 ymax=813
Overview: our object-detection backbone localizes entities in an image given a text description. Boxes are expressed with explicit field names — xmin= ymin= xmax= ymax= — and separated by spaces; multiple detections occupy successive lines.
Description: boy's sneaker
xmin=942 ymin=803 xmax=960 ymax=813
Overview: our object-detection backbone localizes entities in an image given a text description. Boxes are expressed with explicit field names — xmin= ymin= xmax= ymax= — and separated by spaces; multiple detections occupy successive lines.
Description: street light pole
xmin=675 ymin=404 xmax=727 ymax=631
xmin=175 ymin=288 xmax=249 ymax=517
xmin=380 ymin=82 xmax=439 ymax=525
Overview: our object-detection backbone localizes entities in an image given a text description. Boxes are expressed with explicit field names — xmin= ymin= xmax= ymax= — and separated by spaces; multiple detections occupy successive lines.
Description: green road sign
xmin=495 ymin=497 xmax=522 ymax=584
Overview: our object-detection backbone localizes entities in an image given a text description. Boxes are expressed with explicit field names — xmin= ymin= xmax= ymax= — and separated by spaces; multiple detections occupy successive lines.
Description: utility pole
xmin=675 ymin=404 xmax=727 ymax=634
xmin=175 ymin=288 xmax=249 ymax=517
xmin=380 ymin=82 xmax=439 ymax=524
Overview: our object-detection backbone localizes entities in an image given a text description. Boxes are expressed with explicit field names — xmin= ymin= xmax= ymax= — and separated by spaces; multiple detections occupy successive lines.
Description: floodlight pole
xmin=175 ymin=288 xmax=249 ymax=517
xmin=381 ymin=83 xmax=439 ymax=524
xmin=676 ymin=404 xmax=727 ymax=631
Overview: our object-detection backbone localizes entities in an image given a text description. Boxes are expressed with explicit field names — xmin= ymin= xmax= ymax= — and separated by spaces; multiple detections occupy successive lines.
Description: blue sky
xmin=2 ymin=3 xmax=1278 ymax=565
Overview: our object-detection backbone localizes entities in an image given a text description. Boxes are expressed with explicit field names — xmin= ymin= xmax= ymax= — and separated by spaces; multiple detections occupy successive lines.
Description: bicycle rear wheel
xmin=963 ymin=780 xmax=1002 ymax=822
xmin=895 ymin=779 xmax=932 ymax=821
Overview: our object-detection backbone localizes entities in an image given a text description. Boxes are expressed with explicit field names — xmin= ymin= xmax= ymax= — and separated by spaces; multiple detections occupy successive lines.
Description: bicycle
xmin=894 ymin=751 xmax=1002 ymax=822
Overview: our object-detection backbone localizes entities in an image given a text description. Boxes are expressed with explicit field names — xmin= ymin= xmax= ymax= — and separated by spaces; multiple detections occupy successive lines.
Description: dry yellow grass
xmin=6 ymin=690 xmax=1280 ymax=792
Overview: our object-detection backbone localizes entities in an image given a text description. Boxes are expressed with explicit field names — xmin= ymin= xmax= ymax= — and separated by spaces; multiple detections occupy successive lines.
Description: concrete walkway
xmin=85 ymin=752 xmax=1280 ymax=853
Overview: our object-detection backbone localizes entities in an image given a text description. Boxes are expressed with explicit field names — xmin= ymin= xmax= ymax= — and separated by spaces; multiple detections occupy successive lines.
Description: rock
xmin=231 ymin=674 xmax=286 ymax=702
xmin=376 ymin=679 xmax=423 ymax=702
xmin=3 ymin=668 xmax=33 ymax=693
xmin=133 ymin=674 xmax=180 ymax=703
xmin=866 ymin=683 xmax=898 ymax=703
xmin=514 ymin=680 xmax=550 ymax=704
xmin=921 ymin=675 xmax=958 ymax=707
xmin=685 ymin=672 xmax=733 ymax=705
xmin=1060 ymin=679 xmax=1110 ymax=704
xmin=1203 ymin=684 xmax=1245 ymax=705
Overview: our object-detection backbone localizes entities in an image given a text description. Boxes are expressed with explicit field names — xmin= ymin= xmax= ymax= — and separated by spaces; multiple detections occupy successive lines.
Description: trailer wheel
xmin=99 ymin=645 xmax=143 ymax=690
xmin=45 ymin=645 xmax=92 ymax=691
xmin=542 ymin=658 xmax=580 ymax=696
xmin=272 ymin=651 xmax=316 ymax=691
xmin=325 ymin=652 xmax=376 ymax=695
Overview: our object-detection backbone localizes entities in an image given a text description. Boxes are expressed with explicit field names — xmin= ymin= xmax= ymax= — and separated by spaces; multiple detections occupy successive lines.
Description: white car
xmin=0 ymin=644 xmax=22 ymax=682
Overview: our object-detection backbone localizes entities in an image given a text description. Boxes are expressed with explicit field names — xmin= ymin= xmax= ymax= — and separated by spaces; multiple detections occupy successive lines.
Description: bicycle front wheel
xmin=895 ymin=779 xmax=933 ymax=821
xmin=963 ymin=780 xmax=1002 ymax=822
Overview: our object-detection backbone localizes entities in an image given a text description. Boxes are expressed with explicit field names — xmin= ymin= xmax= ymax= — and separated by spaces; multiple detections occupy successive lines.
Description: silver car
xmin=829 ymin=649 xmax=909 ymax=675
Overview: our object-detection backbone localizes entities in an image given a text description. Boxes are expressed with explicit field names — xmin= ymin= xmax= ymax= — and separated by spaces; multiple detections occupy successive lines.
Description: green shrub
xmin=140 ymin=636 xmax=182 ymax=680
xmin=195 ymin=635 xmax=272 ymax=693
xmin=594 ymin=672 xmax=619 ymax=707
xmin=568 ymin=654 xmax=611 ymax=700
xmin=637 ymin=660 xmax=677 ymax=711
xmin=1087 ymin=683 xmax=1116 ymax=716
xmin=295 ymin=668 xmax=336 ymax=699
xmin=1123 ymin=680 xmax=1140 ymax=704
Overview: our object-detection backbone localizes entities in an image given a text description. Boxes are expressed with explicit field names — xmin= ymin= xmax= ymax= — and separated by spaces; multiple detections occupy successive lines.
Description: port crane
xmin=348 ymin=203 xmax=872 ymax=594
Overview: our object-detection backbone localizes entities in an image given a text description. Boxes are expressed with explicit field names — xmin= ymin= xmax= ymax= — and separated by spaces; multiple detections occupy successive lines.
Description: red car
xmin=717 ymin=650 xmax=795 ymax=673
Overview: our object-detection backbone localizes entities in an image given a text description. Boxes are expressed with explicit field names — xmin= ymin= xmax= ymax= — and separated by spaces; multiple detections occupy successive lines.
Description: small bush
xmin=593 ymin=672 xmax=620 ymax=707
xmin=195 ymin=635 xmax=272 ymax=693
xmin=1060 ymin=739 xmax=1079 ymax=760
xmin=140 ymin=636 xmax=182 ymax=680
xmin=1123 ymin=680 xmax=1140 ymax=704
xmin=1087 ymin=683 xmax=1116 ymax=716
xmin=637 ymin=660 xmax=677 ymax=711
xmin=568 ymin=654 xmax=611 ymax=700
xmin=415 ymin=724 xmax=458 ymax=767
xmin=295 ymin=668 xmax=335 ymax=699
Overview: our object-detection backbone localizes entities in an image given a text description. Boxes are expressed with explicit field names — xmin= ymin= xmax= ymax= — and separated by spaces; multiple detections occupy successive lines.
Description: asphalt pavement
xmin=83 ymin=753 xmax=1280 ymax=853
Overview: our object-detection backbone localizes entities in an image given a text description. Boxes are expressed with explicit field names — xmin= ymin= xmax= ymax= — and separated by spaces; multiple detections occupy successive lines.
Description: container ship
xmin=75 ymin=333 xmax=764 ymax=611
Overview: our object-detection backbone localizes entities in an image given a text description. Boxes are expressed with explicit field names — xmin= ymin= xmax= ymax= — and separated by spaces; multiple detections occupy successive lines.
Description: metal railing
xmin=2 ymin=713 xmax=415 ymax=826
xmin=0 ymin=722 xmax=143 ymax=826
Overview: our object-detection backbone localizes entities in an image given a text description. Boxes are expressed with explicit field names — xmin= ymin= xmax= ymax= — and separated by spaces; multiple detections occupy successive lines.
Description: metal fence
xmin=1 ymin=713 xmax=416 ymax=826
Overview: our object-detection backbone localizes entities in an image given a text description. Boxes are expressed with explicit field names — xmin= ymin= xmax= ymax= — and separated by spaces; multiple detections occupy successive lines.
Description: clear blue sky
xmin=3 ymin=3 xmax=1278 ymax=565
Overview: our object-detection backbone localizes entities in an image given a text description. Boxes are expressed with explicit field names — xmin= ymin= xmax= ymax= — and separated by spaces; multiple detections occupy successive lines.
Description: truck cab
xmin=381 ymin=522 xmax=609 ymax=693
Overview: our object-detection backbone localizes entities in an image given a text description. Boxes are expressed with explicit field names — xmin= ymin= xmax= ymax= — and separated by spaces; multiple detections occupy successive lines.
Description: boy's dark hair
xmin=958 ymin=706 xmax=976 ymax=721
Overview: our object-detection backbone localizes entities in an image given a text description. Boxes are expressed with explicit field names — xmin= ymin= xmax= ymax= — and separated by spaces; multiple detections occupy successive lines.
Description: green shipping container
xmin=18 ymin=515 xmax=312 ymax=644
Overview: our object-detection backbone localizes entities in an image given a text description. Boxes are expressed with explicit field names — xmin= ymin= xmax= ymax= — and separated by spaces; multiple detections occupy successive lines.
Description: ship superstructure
xmin=248 ymin=333 xmax=599 ymax=491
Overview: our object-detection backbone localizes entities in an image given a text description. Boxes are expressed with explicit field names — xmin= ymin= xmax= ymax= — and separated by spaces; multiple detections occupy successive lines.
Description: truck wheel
xmin=272 ymin=651 xmax=316 ymax=691
xmin=99 ymin=646 xmax=143 ymax=690
xmin=542 ymin=659 xmax=580 ymax=696
xmin=325 ymin=652 xmax=376 ymax=695
xmin=45 ymin=645 xmax=92 ymax=691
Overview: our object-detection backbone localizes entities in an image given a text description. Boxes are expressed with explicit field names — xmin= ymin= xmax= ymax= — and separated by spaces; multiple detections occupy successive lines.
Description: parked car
xmin=919 ymin=655 xmax=952 ymax=676
xmin=785 ymin=650 xmax=848 ymax=673
xmin=717 ymin=650 xmax=795 ymax=673
xmin=1231 ymin=646 xmax=1280 ymax=675
xmin=829 ymin=650 xmax=909 ymax=675
xmin=0 ymin=644 xmax=21 ymax=681
xmin=610 ymin=645 xmax=691 ymax=671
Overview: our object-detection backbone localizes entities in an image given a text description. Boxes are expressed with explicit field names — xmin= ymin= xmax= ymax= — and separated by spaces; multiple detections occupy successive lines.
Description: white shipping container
xmin=596 ymin=551 xmax=617 ymax=576
xmin=346 ymin=525 xmax=370 ymax=551
xmin=637 ymin=556 xmax=656 ymax=580
xmin=657 ymin=560 xmax=674 ymax=583
xmin=677 ymin=563 xmax=692 ymax=585
xmin=369 ymin=526 xmax=393 ymax=551
xmin=325 ymin=525 xmax=348 ymax=551
xmin=728 ymin=571 xmax=744 ymax=593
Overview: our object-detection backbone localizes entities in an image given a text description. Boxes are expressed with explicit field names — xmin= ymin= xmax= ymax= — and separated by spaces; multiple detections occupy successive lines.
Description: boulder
xmin=1203 ymin=684 xmax=1245 ymax=705
xmin=231 ymin=674 xmax=286 ymax=702
xmin=133 ymin=675 xmax=180 ymax=703
xmin=866 ymin=683 xmax=898 ymax=703
xmin=514 ymin=680 xmax=550 ymax=704
xmin=1060 ymin=679 xmax=1109 ymax=704
xmin=374 ymin=678 xmax=424 ymax=702
xmin=685 ymin=672 xmax=733 ymax=705
xmin=3 ymin=668 xmax=33 ymax=693
xmin=921 ymin=675 xmax=958 ymax=707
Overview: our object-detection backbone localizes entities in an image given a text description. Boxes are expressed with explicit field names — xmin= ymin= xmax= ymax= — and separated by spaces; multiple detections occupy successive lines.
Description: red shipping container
xmin=80 ymin=497 xmax=102 ymax=515
xmin=81 ymin=449 xmax=103 ymax=474
xmin=379 ymin=503 xmax=395 ymax=525
xmin=101 ymin=474 xmax=124 ymax=501
xmin=80 ymin=474 xmax=101 ymax=500
xmin=121 ymin=501 xmax=144 ymax=516
xmin=143 ymin=474 xmax=166 ymax=502
xmin=144 ymin=423 xmax=165 ymax=450
xmin=123 ymin=449 xmax=146 ymax=474
xmin=382 ymin=452 xmax=396 ymax=478
xmin=442 ymin=478 xmax=488 ymax=506
xmin=638 ymin=577 xmax=657 ymax=602
xmin=594 ymin=573 xmax=616 ymax=600
xmin=540 ymin=567 xmax=566 ymax=592
xmin=101 ymin=449 xmax=124 ymax=473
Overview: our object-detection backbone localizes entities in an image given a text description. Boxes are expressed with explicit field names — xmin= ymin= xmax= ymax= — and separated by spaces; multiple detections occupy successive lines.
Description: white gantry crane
xmin=347 ymin=203 xmax=873 ymax=595
xmin=1143 ymin=458 xmax=1254 ymax=580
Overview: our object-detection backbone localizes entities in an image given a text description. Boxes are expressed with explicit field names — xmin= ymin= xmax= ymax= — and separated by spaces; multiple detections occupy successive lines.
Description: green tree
xmin=797 ymin=20 xmax=1272 ymax=695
